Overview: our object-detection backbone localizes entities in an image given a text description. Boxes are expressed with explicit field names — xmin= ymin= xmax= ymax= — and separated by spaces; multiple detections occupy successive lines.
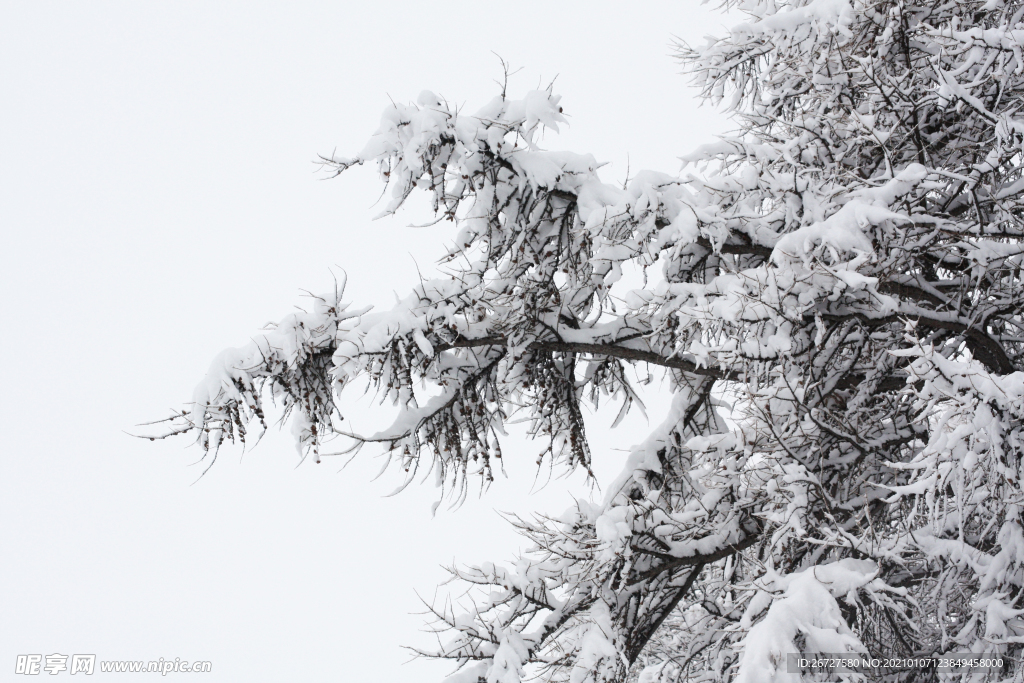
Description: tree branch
xmin=435 ymin=336 xmax=737 ymax=380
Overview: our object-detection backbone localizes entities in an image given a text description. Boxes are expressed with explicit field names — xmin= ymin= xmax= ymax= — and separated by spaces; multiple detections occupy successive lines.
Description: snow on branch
xmin=156 ymin=0 xmax=1024 ymax=678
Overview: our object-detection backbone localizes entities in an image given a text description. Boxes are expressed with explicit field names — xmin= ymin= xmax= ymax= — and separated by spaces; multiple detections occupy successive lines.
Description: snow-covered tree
xmin=154 ymin=0 xmax=1024 ymax=680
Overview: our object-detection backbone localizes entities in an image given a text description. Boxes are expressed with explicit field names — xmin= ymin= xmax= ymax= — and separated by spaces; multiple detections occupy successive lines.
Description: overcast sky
xmin=1 ymin=2 xmax=732 ymax=681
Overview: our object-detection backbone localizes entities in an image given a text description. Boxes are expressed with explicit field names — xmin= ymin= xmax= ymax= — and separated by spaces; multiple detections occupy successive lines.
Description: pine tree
xmin=155 ymin=0 xmax=1024 ymax=680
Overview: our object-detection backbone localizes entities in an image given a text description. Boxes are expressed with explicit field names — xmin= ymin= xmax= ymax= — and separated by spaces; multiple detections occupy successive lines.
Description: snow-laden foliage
xmin=155 ymin=0 xmax=1024 ymax=679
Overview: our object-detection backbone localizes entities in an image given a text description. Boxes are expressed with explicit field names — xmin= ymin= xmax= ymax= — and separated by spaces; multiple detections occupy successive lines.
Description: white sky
xmin=1 ymin=2 xmax=731 ymax=681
